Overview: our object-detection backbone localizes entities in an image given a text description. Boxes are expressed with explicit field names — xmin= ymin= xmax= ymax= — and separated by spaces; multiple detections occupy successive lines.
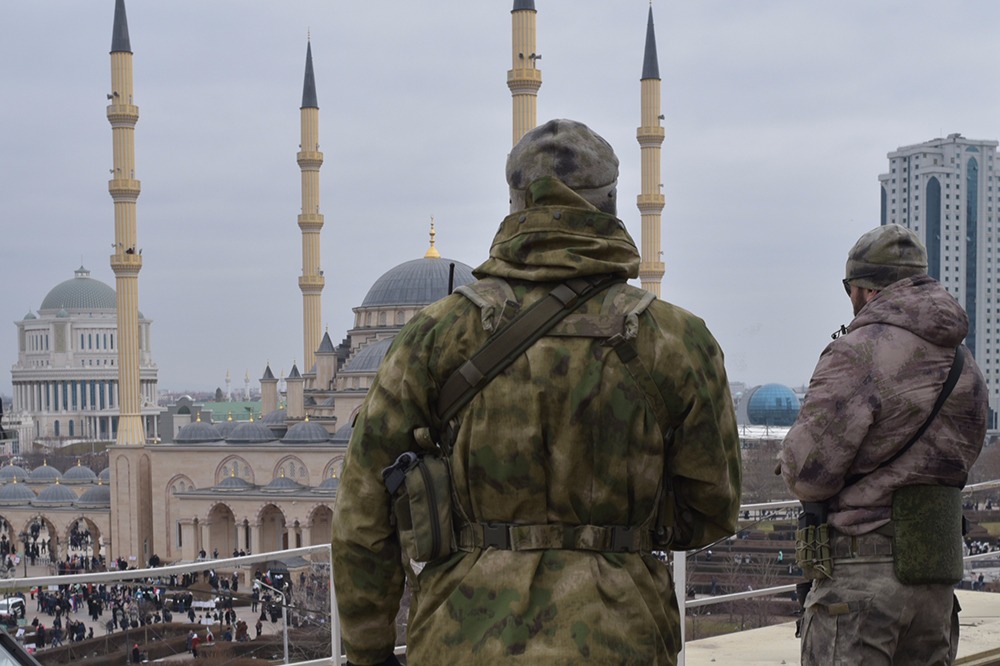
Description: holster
xmin=892 ymin=485 xmax=964 ymax=585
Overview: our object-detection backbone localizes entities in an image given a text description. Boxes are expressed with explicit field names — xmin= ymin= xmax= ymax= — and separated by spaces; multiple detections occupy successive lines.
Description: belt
xmin=456 ymin=523 xmax=657 ymax=553
xmin=830 ymin=529 xmax=893 ymax=561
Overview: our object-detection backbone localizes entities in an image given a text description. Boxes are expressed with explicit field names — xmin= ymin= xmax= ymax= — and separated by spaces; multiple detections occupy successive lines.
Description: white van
xmin=0 ymin=598 xmax=25 ymax=618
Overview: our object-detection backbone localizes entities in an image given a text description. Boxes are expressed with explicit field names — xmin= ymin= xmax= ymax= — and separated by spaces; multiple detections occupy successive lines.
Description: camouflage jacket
xmin=780 ymin=275 xmax=987 ymax=535
xmin=332 ymin=179 xmax=741 ymax=665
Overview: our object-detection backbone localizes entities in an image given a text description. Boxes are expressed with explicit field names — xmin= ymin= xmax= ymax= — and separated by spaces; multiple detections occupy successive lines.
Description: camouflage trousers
xmin=800 ymin=559 xmax=959 ymax=665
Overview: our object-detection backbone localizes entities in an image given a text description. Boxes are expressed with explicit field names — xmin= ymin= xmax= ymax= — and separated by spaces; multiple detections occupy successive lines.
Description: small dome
xmin=40 ymin=267 xmax=116 ymax=313
xmin=62 ymin=461 xmax=98 ymax=484
xmin=0 ymin=481 xmax=36 ymax=505
xmin=0 ymin=465 xmax=30 ymax=484
xmin=261 ymin=409 xmax=286 ymax=426
xmin=746 ymin=383 xmax=801 ymax=427
xmin=262 ymin=475 xmax=304 ymax=493
xmin=56 ymin=309 xmax=69 ymax=318
xmin=343 ymin=338 xmax=394 ymax=374
xmin=174 ymin=420 xmax=224 ymax=444
xmin=34 ymin=482 xmax=77 ymax=506
xmin=226 ymin=421 xmax=277 ymax=445
xmin=282 ymin=420 xmax=330 ymax=444
xmin=29 ymin=463 xmax=62 ymax=484
xmin=23 ymin=312 xmax=36 ymax=320
xmin=98 ymin=468 xmax=111 ymax=483
xmin=214 ymin=475 xmax=254 ymax=492
xmin=215 ymin=420 xmax=239 ymax=439
xmin=361 ymin=257 xmax=474 ymax=308
xmin=314 ymin=475 xmax=340 ymax=493
xmin=77 ymin=483 xmax=111 ymax=507
xmin=332 ymin=422 xmax=354 ymax=444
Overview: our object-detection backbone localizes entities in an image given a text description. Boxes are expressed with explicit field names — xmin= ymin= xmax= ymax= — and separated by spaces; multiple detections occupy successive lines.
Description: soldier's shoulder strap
xmin=437 ymin=274 xmax=622 ymax=434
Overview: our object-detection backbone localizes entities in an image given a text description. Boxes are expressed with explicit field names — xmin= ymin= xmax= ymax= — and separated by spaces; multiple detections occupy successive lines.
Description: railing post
xmin=674 ymin=550 xmax=686 ymax=666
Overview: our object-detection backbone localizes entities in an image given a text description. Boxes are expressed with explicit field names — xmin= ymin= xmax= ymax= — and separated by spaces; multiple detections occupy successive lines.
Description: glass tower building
xmin=879 ymin=134 xmax=1000 ymax=429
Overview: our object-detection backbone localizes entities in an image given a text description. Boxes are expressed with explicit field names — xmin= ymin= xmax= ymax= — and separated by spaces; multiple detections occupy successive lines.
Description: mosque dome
xmin=0 ymin=481 xmax=36 ymax=505
xmin=39 ymin=266 xmax=116 ymax=313
xmin=174 ymin=419 xmax=224 ymax=444
xmin=214 ymin=475 xmax=254 ymax=492
xmin=29 ymin=463 xmax=63 ymax=484
xmin=34 ymin=482 xmax=77 ymax=506
xmin=62 ymin=462 xmax=98 ymax=484
xmin=332 ymin=422 xmax=354 ymax=444
xmin=746 ymin=383 xmax=801 ymax=427
xmin=226 ymin=421 xmax=277 ymax=445
xmin=343 ymin=338 xmax=394 ymax=374
xmin=23 ymin=312 xmax=36 ymax=320
xmin=261 ymin=475 xmax=305 ymax=493
xmin=98 ymin=468 xmax=111 ymax=483
xmin=261 ymin=409 xmax=287 ymax=426
xmin=0 ymin=465 xmax=30 ymax=484
xmin=215 ymin=420 xmax=239 ymax=439
xmin=77 ymin=483 xmax=112 ymax=507
xmin=314 ymin=474 xmax=340 ymax=493
xmin=282 ymin=420 xmax=330 ymax=444
xmin=360 ymin=257 xmax=474 ymax=308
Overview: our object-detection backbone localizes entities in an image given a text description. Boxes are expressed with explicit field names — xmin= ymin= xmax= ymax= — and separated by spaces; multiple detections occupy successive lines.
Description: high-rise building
xmin=879 ymin=133 xmax=1000 ymax=428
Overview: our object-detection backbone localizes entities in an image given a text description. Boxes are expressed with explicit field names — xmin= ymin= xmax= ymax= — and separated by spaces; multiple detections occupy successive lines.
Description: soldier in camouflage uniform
xmin=332 ymin=119 xmax=741 ymax=665
xmin=780 ymin=224 xmax=987 ymax=665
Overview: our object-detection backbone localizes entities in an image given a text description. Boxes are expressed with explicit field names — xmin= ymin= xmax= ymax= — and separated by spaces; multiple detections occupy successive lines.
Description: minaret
xmin=637 ymin=6 xmax=666 ymax=297
xmin=225 ymin=369 xmax=232 ymax=402
xmin=108 ymin=0 xmax=153 ymax=567
xmin=298 ymin=40 xmax=325 ymax=371
xmin=108 ymin=0 xmax=144 ymax=444
xmin=508 ymin=1 xmax=541 ymax=146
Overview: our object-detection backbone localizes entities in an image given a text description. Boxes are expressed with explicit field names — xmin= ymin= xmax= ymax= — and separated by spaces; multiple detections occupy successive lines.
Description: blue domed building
xmin=738 ymin=383 xmax=802 ymax=427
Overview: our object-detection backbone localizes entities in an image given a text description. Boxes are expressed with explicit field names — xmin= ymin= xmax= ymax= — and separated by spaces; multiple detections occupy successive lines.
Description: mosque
xmin=2 ymin=0 xmax=668 ymax=566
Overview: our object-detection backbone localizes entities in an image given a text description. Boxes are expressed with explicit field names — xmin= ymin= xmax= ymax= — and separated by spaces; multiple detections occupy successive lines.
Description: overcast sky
xmin=4 ymin=1 xmax=1000 ymax=397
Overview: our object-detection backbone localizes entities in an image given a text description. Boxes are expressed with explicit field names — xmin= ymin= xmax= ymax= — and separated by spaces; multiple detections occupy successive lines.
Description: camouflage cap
xmin=846 ymin=224 xmax=928 ymax=290
xmin=507 ymin=119 xmax=618 ymax=214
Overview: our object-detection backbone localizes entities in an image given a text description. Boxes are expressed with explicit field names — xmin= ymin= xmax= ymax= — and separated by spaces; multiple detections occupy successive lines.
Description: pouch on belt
xmin=892 ymin=484 xmax=964 ymax=585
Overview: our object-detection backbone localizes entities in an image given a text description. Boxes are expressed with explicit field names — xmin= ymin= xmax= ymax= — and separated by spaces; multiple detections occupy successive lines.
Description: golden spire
xmin=425 ymin=217 xmax=441 ymax=259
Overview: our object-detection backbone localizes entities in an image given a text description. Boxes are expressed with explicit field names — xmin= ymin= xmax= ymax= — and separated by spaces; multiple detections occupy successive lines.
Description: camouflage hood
xmin=474 ymin=177 xmax=640 ymax=282
xmin=849 ymin=275 xmax=968 ymax=347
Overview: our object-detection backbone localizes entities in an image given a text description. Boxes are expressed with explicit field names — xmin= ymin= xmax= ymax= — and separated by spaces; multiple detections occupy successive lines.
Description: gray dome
xmin=34 ymin=482 xmax=77 ymax=505
xmin=214 ymin=475 xmax=254 ymax=492
xmin=0 ymin=465 xmax=30 ymax=484
xmin=62 ymin=462 xmax=98 ymax=484
xmin=174 ymin=420 xmax=224 ymax=444
xmin=344 ymin=338 xmax=394 ymax=373
xmin=262 ymin=475 xmax=305 ymax=493
xmin=261 ymin=409 xmax=286 ymax=426
xmin=23 ymin=312 xmax=36 ymax=320
xmin=226 ymin=421 xmax=277 ymax=445
xmin=332 ymin=422 xmax=354 ymax=444
xmin=314 ymin=475 xmax=340 ymax=493
xmin=282 ymin=420 xmax=330 ymax=444
xmin=0 ymin=481 xmax=36 ymax=505
xmin=361 ymin=257 xmax=474 ymax=308
xmin=40 ymin=267 xmax=116 ymax=312
xmin=29 ymin=464 xmax=62 ymax=483
xmin=215 ymin=420 xmax=239 ymax=439
xmin=98 ymin=468 xmax=111 ymax=483
xmin=77 ymin=483 xmax=111 ymax=507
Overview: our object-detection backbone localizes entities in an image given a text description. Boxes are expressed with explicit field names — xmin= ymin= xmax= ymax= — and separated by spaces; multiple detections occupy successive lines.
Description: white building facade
xmin=10 ymin=266 xmax=160 ymax=443
xmin=879 ymin=134 xmax=1000 ymax=429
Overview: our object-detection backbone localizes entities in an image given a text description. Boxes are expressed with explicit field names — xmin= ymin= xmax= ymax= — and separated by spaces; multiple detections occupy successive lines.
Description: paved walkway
xmin=684 ymin=589 xmax=1000 ymax=664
